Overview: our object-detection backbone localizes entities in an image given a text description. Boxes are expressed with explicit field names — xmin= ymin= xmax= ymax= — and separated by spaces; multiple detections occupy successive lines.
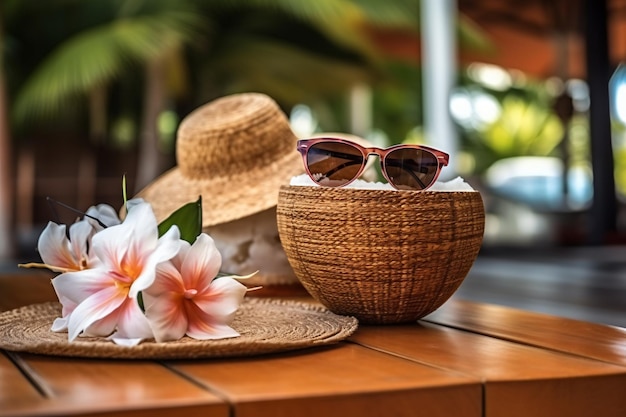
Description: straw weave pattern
xmin=177 ymin=94 xmax=295 ymax=178
xmin=136 ymin=93 xmax=304 ymax=227
xmin=277 ymin=186 xmax=485 ymax=324
xmin=0 ymin=298 xmax=357 ymax=359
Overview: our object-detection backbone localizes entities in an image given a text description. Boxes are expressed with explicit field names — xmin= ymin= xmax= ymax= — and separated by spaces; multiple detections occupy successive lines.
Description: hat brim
xmin=137 ymin=147 xmax=304 ymax=227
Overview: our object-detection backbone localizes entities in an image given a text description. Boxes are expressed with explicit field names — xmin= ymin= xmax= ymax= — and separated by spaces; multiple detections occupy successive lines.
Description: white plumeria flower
xmin=37 ymin=220 xmax=95 ymax=273
xmin=84 ymin=203 xmax=122 ymax=230
xmin=26 ymin=203 xmax=123 ymax=329
xmin=143 ymin=233 xmax=248 ymax=342
xmin=23 ymin=203 xmax=122 ymax=273
xmin=51 ymin=202 xmax=180 ymax=346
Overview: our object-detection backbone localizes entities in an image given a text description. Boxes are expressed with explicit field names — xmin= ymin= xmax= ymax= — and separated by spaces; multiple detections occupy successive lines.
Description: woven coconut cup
xmin=276 ymin=185 xmax=485 ymax=324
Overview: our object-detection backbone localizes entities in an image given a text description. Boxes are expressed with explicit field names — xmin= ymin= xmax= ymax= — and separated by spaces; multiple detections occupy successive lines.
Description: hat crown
xmin=177 ymin=93 xmax=296 ymax=179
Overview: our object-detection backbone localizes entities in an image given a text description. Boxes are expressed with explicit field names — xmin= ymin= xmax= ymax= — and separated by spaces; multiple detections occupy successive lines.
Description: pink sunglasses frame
xmin=297 ymin=137 xmax=449 ymax=191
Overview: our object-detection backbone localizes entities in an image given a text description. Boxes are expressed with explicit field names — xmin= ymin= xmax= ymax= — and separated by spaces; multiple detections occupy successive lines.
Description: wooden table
xmin=1 ymin=271 xmax=625 ymax=417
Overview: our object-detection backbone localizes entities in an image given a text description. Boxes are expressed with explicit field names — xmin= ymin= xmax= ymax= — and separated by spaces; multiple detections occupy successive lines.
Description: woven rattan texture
xmin=277 ymin=186 xmax=485 ymax=324
xmin=0 ymin=298 xmax=357 ymax=359
xmin=137 ymin=93 xmax=303 ymax=227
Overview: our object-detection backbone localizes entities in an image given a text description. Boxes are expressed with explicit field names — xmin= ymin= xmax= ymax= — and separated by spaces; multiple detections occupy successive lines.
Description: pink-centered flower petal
xmin=108 ymin=297 xmax=154 ymax=345
xmin=89 ymin=202 xmax=180 ymax=298
xmin=185 ymin=302 xmax=241 ymax=340
xmin=143 ymin=260 xmax=187 ymax=342
xmin=67 ymin=220 xmax=94 ymax=268
xmin=38 ymin=222 xmax=82 ymax=271
xmin=51 ymin=317 xmax=69 ymax=332
xmin=37 ymin=216 xmax=103 ymax=272
xmin=80 ymin=296 xmax=152 ymax=346
xmin=130 ymin=225 xmax=180 ymax=297
xmin=122 ymin=201 xmax=159 ymax=253
xmin=168 ymin=240 xmax=190 ymax=272
xmin=85 ymin=203 xmax=121 ymax=230
xmin=181 ymin=234 xmax=222 ymax=293
xmin=110 ymin=336 xmax=144 ymax=347
xmin=56 ymin=287 xmax=78 ymax=312
xmin=91 ymin=202 xmax=157 ymax=274
xmin=144 ymin=291 xmax=188 ymax=342
xmin=192 ymin=277 xmax=248 ymax=322
xmin=144 ymin=233 xmax=247 ymax=342
xmin=66 ymin=285 xmax=126 ymax=342
xmin=90 ymin=220 xmax=134 ymax=274
xmin=82 ymin=309 xmax=118 ymax=338
xmin=52 ymin=268 xmax=115 ymax=308
xmin=146 ymin=261 xmax=185 ymax=298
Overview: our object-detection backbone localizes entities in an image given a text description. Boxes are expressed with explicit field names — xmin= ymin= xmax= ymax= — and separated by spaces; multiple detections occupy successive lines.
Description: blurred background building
xmin=1 ymin=0 xmax=625 ymax=262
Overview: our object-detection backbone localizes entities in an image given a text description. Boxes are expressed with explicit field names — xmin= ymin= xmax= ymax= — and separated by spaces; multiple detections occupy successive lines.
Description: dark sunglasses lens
xmin=306 ymin=142 xmax=364 ymax=186
xmin=384 ymin=148 xmax=439 ymax=190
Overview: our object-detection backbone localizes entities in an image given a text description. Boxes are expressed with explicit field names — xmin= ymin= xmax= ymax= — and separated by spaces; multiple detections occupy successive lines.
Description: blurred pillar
xmin=553 ymin=90 xmax=574 ymax=204
xmin=349 ymin=84 xmax=373 ymax=139
xmin=585 ymin=0 xmax=617 ymax=244
xmin=420 ymin=0 xmax=458 ymax=179
xmin=0 ymin=14 xmax=15 ymax=259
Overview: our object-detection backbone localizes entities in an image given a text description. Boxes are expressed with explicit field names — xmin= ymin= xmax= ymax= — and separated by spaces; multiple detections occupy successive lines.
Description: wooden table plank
xmin=0 ymin=353 xmax=229 ymax=417
xmin=425 ymin=298 xmax=626 ymax=366
xmin=351 ymin=323 xmax=626 ymax=417
xmin=485 ymin=374 xmax=626 ymax=417
xmin=0 ymin=272 xmax=57 ymax=312
xmin=0 ymin=352 xmax=44 ymax=413
xmin=168 ymin=343 xmax=482 ymax=417
xmin=3 ymin=272 xmax=625 ymax=417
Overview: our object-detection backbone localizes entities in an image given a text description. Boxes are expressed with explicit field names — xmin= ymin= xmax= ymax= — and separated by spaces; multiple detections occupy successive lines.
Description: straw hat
xmin=137 ymin=92 xmax=304 ymax=227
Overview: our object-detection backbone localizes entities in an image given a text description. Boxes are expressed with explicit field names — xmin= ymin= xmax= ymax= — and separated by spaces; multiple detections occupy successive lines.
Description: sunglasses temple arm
xmin=384 ymin=160 xmax=433 ymax=189
xmin=320 ymin=160 xmax=363 ymax=179
xmin=309 ymin=149 xmax=364 ymax=179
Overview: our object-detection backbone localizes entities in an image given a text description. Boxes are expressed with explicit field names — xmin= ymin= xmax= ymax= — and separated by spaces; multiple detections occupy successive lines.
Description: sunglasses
xmin=297 ymin=138 xmax=449 ymax=191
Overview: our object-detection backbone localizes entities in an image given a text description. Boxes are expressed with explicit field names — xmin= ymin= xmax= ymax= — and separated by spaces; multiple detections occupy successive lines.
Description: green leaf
xmin=157 ymin=197 xmax=202 ymax=243
xmin=137 ymin=291 xmax=145 ymax=312
xmin=122 ymin=174 xmax=128 ymax=208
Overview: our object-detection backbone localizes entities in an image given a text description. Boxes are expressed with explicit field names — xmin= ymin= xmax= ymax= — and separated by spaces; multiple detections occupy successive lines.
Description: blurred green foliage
xmin=612 ymin=121 xmax=626 ymax=197
xmin=458 ymin=85 xmax=564 ymax=174
xmin=3 ymin=0 xmax=419 ymax=134
xmin=5 ymin=0 xmax=623 ymax=198
xmin=2 ymin=0 xmax=492 ymax=137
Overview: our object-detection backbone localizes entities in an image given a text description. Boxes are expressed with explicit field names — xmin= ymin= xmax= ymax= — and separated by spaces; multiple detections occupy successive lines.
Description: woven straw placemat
xmin=0 ymin=298 xmax=358 ymax=359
